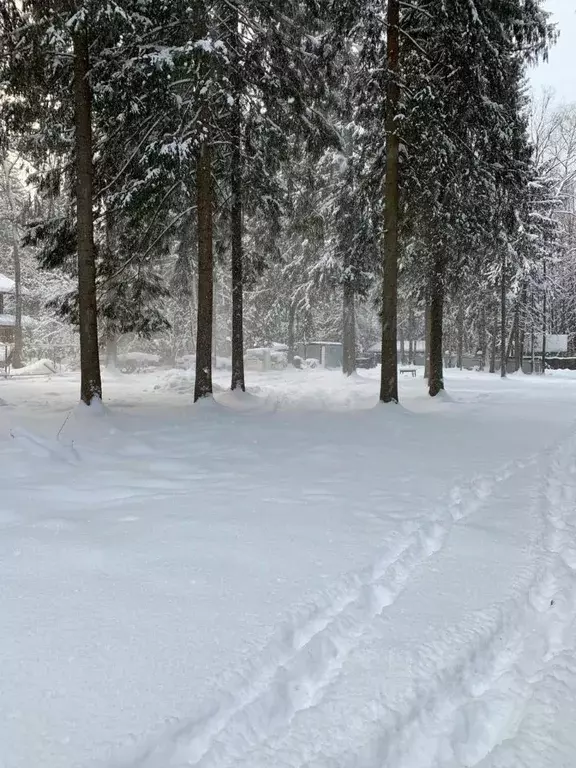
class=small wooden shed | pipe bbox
[0,274,17,343]
[295,341,343,369]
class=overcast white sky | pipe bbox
[530,0,576,103]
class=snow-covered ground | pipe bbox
[2,366,576,768]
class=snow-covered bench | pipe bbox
[399,367,417,377]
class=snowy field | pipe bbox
[2,366,576,768]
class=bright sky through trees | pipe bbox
[531,0,576,103]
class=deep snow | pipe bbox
[1,367,576,768]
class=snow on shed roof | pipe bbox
[0,274,29,295]
[0,274,16,293]
[0,314,35,328]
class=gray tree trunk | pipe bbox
[229,5,245,392]
[342,281,356,376]
[514,302,521,372]
[456,304,464,370]
[194,140,214,401]
[424,299,431,378]
[408,305,415,364]
[478,303,487,371]
[541,259,547,375]
[288,300,296,365]
[399,321,406,365]
[500,255,507,379]
[428,258,445,397]
[490,303,497,373]
[2,159,23,368]
[379,0,400,403]
[106,337,118,368]
[72,25,102,405]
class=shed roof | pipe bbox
[0,273,29,295]
[0,314,35,328]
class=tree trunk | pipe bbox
[194,4,214,401]
[72,26,102,405]
[408,305,414,364]
[229,6,245,392]
[342,281,356,376]
[194,140,214,401]
[379,0,400,403]
[2,159,23,368]
[490,303,497,373]
[500,255,507,379]
[190,272,197,354]
[428,258,444,397]
[541,258,547,375]
[212,271,218,370]
[106,337,118,368]
[456,304,464,370]
[399,321,406,365]
[478,303,486,371]
[424,299,431,378]
[288,300,296,365]
[531,293,536,373]
[518,286,528,371]
[514,301,521,372]
[505,309,517,363]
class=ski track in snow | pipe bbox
[116,454,538,768]
[303,426,576,768]
[115,426,576,768]
[5,370,576,768]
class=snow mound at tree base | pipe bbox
[158,369,226,395]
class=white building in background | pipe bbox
[533,334,568,354]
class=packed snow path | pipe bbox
[1,368,576,768]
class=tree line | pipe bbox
[0,0,564,405]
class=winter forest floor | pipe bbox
[2,367,576,768]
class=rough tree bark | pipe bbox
[212,270,218,371]
[541,258,547,375]
[428,257,445,397]
[518,290,525,373]
[408,305,414,364]
[193,3,214,402]
[194,140,214,401]
[478,303,487,371]
[531,293,536,373]
[513,302,521,372]
[490,302,497,374]
[456,304,464,370]
[379,0,400,403]
[229,4,245,392]
[287,300,296,365]
[72,25,102,405]
[2,158,23,368]
[500,253,507,379]
[342,280,356,376]
[424,299,431,378]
